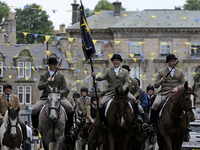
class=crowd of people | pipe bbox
[0,53,192,149]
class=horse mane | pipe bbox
[3,110,9,123]
[169,88,184,99]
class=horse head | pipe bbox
[47,84,61,124]
[7,107,20,138]
[183,81,196,122]
[114,86,129,127]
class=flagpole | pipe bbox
[90,58,99,108]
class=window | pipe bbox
[130,42,141,55]
[0,86,2,95]
[190,42,200,55]
[160,42,171,55]
[94,41,102,55]
[25,62,31,78]
[18,86,32,104]
[18,62,24,77]
[130,66,143,88]
[90,67,101,92]
[189,66,197,87]
[18,62,31,78]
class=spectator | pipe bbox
[24,120,32,150]
[146,84,156,115]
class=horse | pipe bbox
[0,107,23,150]
[155,81,196,150]
[106,86,133,150]
[38,86,66,150]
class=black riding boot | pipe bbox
[19,122,31,147]
[184,114,192,141]
[141,113,149,131]
[149,109,157,144]
[31,113,39,136]
[65,112,75,137]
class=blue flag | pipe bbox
[80,4,96,60]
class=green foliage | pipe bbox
[0,1,10,22]
[15,3,54,44]
[94,0,126,12]
[183,0,200,10]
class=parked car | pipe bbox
[182,121,200,150]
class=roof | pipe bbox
[67,10,200,30]
[0,44,70,69]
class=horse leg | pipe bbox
[42,139,49,150]
[122,132,131,150]
[109,133,115,150]
[163,136,173,150]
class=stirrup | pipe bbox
[187,125,192,132]
[142,123,149,131]
[137,115,143,123]
[149,124,155,132]
[149,133,156,144]
[32,128,39,136]
[23,139,31,147]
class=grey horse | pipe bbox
[39,86,66,150]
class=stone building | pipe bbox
[0,12,73,123]
[63,1,200,107]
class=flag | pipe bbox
[80,3,96,60]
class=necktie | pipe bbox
[6,95,9,102]
[83,97,86,104]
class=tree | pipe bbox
[15,3,54,44]
[183,0,200,10]
[0,1,10,22]
[94,0,126,12]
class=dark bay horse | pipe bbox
[156,81,196,150]
[0,107,22,150]
[106,86,133,150]
[39,86,66,150]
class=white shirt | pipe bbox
[6,94,11,103]
[26,125,32,141]
[95,66,120,79]
[48,69,55,81]
[168,66,175,77]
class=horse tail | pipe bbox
[57,136,67,150]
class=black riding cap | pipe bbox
[166,54,177,63]
[80,87,88,92]
[111,54,123,62]
[91,96,99,103]
[73,92,80,98]
[122,65,131,71]
[48,57,58,64]
[146,84,154,92]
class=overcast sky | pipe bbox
[4,0,187,30]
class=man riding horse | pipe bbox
[91,54,143,129]
[149,54,191,144]
[0,83,30,147]
[31,57,75,137]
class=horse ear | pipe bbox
[16,107,20,113]
[192,83,196,90]
[184,81,188,91]
[48,84,53,92]
[8,107,10,114]
[125,87,129,96]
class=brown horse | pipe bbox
[130,122,148,150]
[106,86,133,150]
[156,81,196,150]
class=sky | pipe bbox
[4,0,187,30]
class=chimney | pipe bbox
[59,24,66,33]
[113,1,121,18]
[71,0,79,25]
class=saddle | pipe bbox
[157,96,170,118]
[0,119,3,127]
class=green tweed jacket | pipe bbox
[96,67,129,95]
[38,71,67,100]
[154,66,185,95]
[129,77,140,99]
[76,96,91,117]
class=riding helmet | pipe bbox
[73,92,80,98]
[146,84,154,92]
[80,87,88,93]
[91,96,99,103]
[134,78,140,86]
[3,83,12,91]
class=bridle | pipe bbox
[45,91,61,124]
[7,116,18,137]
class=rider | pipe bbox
[146,84,156,115]
[31,57,75,137]
[149,54,190,144]
[122,65,148,130]
[69,92,81,109]
[82,96,98,144]
[91,54,140,129]
[0,83,30,147]
[76,87,91,118]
